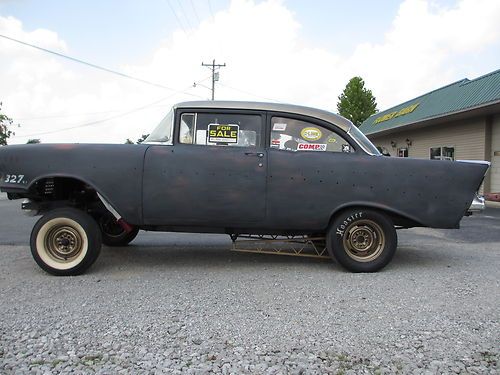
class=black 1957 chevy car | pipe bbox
[0,101,489,275]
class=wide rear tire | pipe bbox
[327,208,397,272]
[30,208,102,276]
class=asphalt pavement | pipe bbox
[0,197,498,374]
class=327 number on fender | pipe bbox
[4,174,25,184]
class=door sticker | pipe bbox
[300,127,322,141]
[208,124,239,143]
[273,123,287,131]
[297,143,327,151]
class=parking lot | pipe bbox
[0,194,498,374]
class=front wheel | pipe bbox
[327,209,397,272]
[30,208,102,276]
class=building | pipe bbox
[359,69,500,194]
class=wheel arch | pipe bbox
[27,174,122,218]
[327,202,424,230]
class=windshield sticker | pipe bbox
[208,124,239,143]
[273,123,287,131]
[297,143,327,151]
[342,144,351,153]
[300,127,322,141]
[271,139,281,148]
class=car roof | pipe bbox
[174,100,353,132]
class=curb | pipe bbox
[486,200,500,209]
[0,193,7,201]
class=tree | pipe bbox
[337,77,377,126]
[136,134,150,144]
[0,103,14,146]
[27,139,41,144]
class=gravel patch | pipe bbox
[0,216,499,373]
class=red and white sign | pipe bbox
[297,143,327,151]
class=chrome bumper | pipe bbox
[468,194,485,214]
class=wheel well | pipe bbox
[328,205,422,230]
[28,177,102,213]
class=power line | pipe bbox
[189,0,201,24]
[0,33,200,97]
[14,76,211,137]
[202,59,226,100]
[166,0,188,34]
[176,0,193,29]
[207,0,215,20]
[218,83,282,103]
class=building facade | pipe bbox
[359,69,500,194]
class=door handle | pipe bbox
[244,152,264,158]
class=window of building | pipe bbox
[179,112,262,148]
[270,117,353,153]
[430,146,455,161]
[398,147,408,157]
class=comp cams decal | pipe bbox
[300,127,322,141]
[207,124,239,143]
[297,143,327,151]
[336,212,364,236]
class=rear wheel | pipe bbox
[99,214,139,246]
[30,208,102,276]
[327,209,397,272]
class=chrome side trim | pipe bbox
[457,160,491,167]
[468,194,485,213]
[96,192,122,220]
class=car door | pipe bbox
[142,109,267,227]
[266,114,357,230]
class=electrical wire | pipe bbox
[207,0,215,20]
[176,0,193,29]
[189,0,201,24]
[218,83,283,103]
[166,0,189,34]
[0,33,200,98]
[13,76,212,137]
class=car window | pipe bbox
[270,117,353,153]
[179,112,262,148]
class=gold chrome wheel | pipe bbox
[45,225,84,262]
[342,219,385,262]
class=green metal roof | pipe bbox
[359,68,500,135]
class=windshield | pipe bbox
[347,125,381,155]
[144,108,174,144]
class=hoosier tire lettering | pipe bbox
[336,211,363,236]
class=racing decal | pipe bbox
[271,139,281,148]
[272,123,287,131]
[3,174,25,184]
[342,144,351,153]
[207,124,239,143]
[300,127,322,141]
[297,143,327,151]
[336,212,363,236]
[327,137,337,143]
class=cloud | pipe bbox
[1,0,499,144]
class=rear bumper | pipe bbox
[467,194,485,214]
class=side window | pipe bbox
[270,117,353,153]
[179,112,262,148]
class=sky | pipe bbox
[0,0,499,144]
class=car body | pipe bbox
[0,101,490,275]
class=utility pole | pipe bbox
[202,59,226,100]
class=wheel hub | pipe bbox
[342,219,386,262]
[46,226,83,261]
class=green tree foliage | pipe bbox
[125,134,150,144]
[0,103,14,146]
[337,77,378,126]
[136,134,150,144]
[27,139,41,144]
